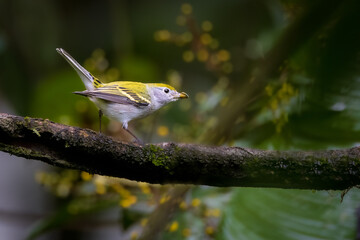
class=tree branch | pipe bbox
[0,113,359,190]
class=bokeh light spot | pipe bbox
[181,3,192,15]
[202,21,213,32]
[157,125,169,137]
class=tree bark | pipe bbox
[0,113,359,190]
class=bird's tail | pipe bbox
[56,48,103,90]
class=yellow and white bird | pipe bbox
[56,48,188,143]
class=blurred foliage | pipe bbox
[1,0,360,239]
[217,188,359,240]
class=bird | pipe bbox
[56,48,188,144]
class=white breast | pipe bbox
[93,98,155,128]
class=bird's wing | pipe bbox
[74,82,151,107]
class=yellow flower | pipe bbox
[182,228,191,237]
[112,184,131,198]
[183,50,195,62]
[205,208,221,217]
[120,195,137,208]
[139,182,151,195]
[181,3,192,15]
[80,171,92,181]
[191,198,201,207]
[205,226,214,235]
[157,126,169,137]
[169,221,179,232]
[160,194,171,204]
[200,33,212,45]
[202,21,213,32]
[217,50,230,62]
[154,30,171,42]
[95,184,106,195]
[179,201,187,210]
[141,218,148,226]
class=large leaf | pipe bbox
[217,188,359,240]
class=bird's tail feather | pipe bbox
[56,48,98,90]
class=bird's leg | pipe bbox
[123,127,144,145]
[98,110,103,133]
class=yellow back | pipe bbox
[92,81,177,106]
[95,81,151,105]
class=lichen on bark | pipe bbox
[0,113,360,190]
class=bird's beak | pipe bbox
[178,92,189,99]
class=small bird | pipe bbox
[56,48,188,143]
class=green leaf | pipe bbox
[217,188,358,240]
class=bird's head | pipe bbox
[147,83,188,109]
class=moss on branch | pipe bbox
[0,113,359,190]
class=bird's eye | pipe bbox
[164,88,170,93]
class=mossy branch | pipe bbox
[0,113,359,190]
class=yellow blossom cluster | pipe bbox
[265,82,298,132]
[35,170,80,198]
[112,183,138,208]
[154,3,233,76]
[167,197,222,238]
